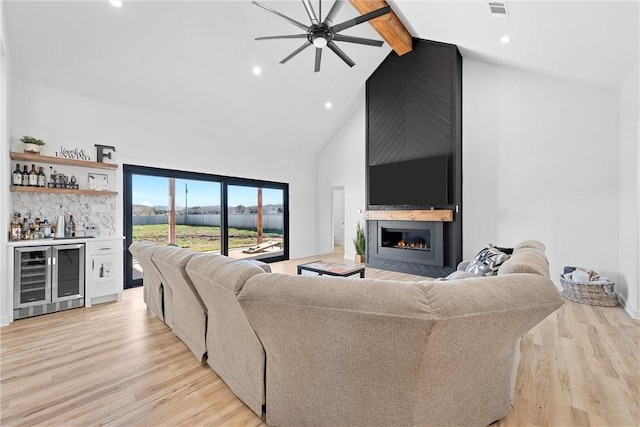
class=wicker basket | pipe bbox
[560,276,618,307]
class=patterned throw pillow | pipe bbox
[464,244,511,276]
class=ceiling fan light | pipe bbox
[313,37,328,48]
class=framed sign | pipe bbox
[88,173,109,191]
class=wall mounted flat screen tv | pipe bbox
[369,155,448,207]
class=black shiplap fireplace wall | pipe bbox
[365,38,462,277]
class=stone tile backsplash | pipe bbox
[12,193,117,236]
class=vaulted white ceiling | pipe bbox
[4,1,638,154]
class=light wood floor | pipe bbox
[1,251,638,426]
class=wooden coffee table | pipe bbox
[297,260,365,278]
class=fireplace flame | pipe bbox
[397,240,427,249]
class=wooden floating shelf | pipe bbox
[364,210,453,222]
[10,151,118,170]
[10,186,118,197]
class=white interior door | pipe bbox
[331,187,345,248]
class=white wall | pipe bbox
[317,94,367,260]
[2,80,318,324]
[463,59,620,288]
[618,61,640,318]
[0,0,12,326]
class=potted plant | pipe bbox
[21,136,46,154]
[353,222,366,263]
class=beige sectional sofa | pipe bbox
[129,240,563,426]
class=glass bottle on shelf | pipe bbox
[28,164,38,187]
[64,216,71,238]
[22,165,29,186]
[69,215,76,237]
[37,167,46,187]
[21,217,30,240]
[43,219,51,238]
[33,219,41,240]
[48,167,56,188]
[10,217,21,241]
[12,164,22,186]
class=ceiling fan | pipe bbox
[252,0,392,72]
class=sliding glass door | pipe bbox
[124,165,288,288]
[226,185,285,260]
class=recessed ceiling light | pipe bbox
[325,102,332,109]
[253,66,262,75]
[500,35,511,44]
[110,1,122,7]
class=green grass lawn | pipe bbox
[132,224,282,252]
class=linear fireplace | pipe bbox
[381,227,431,251]
[369,221,444,269]
[367,216,455,277]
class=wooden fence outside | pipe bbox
[133,214,283,232]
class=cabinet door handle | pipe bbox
[92,260,95,269]
[48,257,51,266]
[99,247,113,251]
[52,257,56,265]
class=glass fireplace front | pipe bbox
[381,228,431,252]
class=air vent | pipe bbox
[489,2,509,17]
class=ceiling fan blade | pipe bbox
[323,0,343,26]
[327,41,355,68]
[333,34,384,47]
[256,34,309,41]
[301,0,320,25]
[331,5,391,33]
[314,47,322,73]
[252,1,310,32]
[280,41,313,64]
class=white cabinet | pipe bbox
[85,238,123,306]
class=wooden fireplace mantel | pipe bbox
[364,210,453,222]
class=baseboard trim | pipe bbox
[0,314,11,327]
[91,294,119,305]
[618,294,640,319]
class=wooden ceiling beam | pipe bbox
[349,0,413,56]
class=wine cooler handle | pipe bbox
[48,257,51,266]
[52,257,56,266]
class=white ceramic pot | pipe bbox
[23,143,41,153]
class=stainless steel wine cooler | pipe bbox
[13,244,85,319]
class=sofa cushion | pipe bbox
[438,270,482,281]
[152,246,203,361]
[185,253,267,416]
[498,247,550,278]
[128,241,165,322]
[245,259,272,273]
[514,240,546,252]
